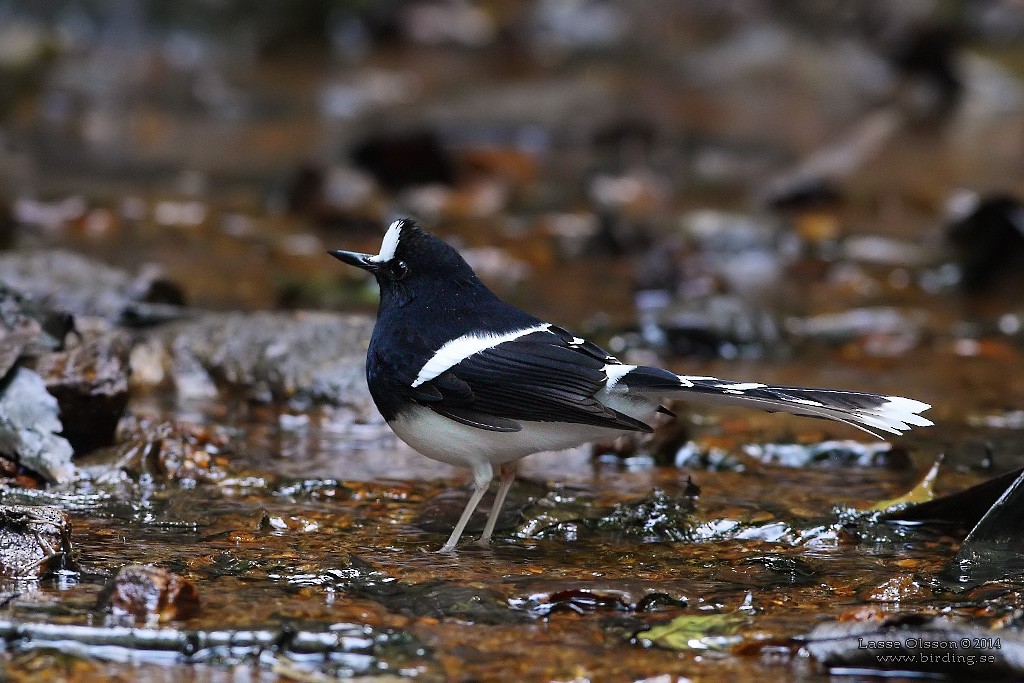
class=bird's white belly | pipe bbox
[389,397,656,470]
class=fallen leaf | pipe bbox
[636,612,745,651]
[868,455,942,512]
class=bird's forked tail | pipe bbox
[609,365,932,438]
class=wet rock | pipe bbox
[515,486,595,541]
[285,164,380,231]
[679,209,781,256]
[687,517,797,545]
[351,129,456,191]
[862,573,932,602]
[839,235,932,267]
[523,588,632,615]
[591,489,697,542]
[532,0,627,52]
[591,412,688,467]
[943,468,1024,586]
[733,555,820,588]
[139,311,375,408]
[459,246,531,290]
[0,454,41,489]
[765,177,842,212]
[672,441,744,472]
[258,512,321,534]
[272,478,356,501]
[0,201,15,251]
[0,505,72,578]
[401,1,496,47]
[337,556,525,625]
[513,585,686,617]
[805,616,1024,679]
[969,409,1024,430]
[651,295,783,359]
[0,283,74,362]
[0,366,74,484]
[759,110,903,214]
[543,212,602,261]
[743,440,911,469]
[361,580,524,625]
[28,332,130,455]
[947,192,1024,294]
[0,250,185,325]
[0,288,77,458]
[785,307,928,354]
[592,117,658,163]
[0,619,429,673]
[0,316,51,391]
[638,212,790,352]
[0,21,57,120]
[13,196,88,234]
[888,22,963,120]
[523,485,795,545]
[100,564,200,625]
[111,418,232,484]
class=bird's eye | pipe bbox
[391,260,409,280]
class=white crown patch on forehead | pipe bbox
[369,219,404,263]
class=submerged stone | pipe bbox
[100,564,201,625]
[358,579,525,625]
[734,554,820,587]
[313,556,527,625]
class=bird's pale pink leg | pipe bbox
[476,463,517,547]
[438,463,492,552]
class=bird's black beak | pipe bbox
[329,249,379,272]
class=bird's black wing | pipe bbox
[411,327,651,433]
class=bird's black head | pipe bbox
[329,218,484,306]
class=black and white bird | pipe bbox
[331,219,933,552]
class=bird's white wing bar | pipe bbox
[368,219,404,263]
[677,375,720,387]
[603,363,637,389]
[412,323,551,387]
[717,382,766,392]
